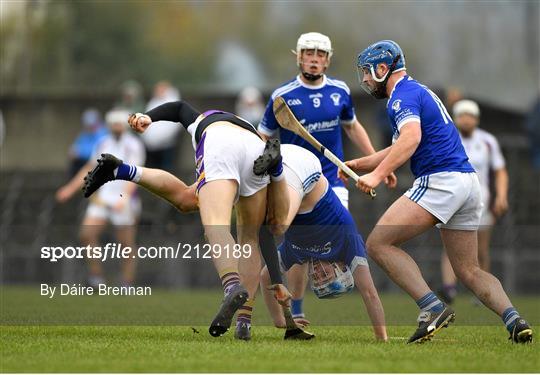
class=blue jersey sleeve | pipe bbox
[258,97,279,137]
[340,92,356,125]
[389,92,421,131]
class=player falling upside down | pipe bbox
[343,40,532,343]
[83,142,387,342]
[250,143,387,342]
[88,100,292,337]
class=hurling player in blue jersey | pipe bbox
[341,40,532,344]
[258,32,397,324]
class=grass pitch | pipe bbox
[1,287,538,372]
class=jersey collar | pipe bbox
[296,74,327,90]
[387,75,409,107]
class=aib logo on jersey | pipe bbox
[330,93,341,106]
[287,98,302,106]
[392,99,402,112]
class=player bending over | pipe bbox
[343,40,532,343]
[84,100,292,338]
[83,141,386,342]
[250,144,387,342]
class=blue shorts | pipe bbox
[278,186,368,272]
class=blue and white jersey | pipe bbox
[387,76,474,178]
[258,75,356,188]
[279,184,368,272]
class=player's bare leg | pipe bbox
[366,196,437,300]
[477,228,492,272]
[366,196,455,343]
[439,227,492,305]
[352,266,387,341]
[234,187,267,340]
[79,216,107,287]
[440,228,511,313]
[440,250,458,304]
[115,225,137,286]
[440,227,532,343]
[198,179,240,277]
[137,168,198,213]
[198,179,249,337]
[82,154,198,213]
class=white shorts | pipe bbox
[85,198,141,226]
[195,125,269,198]
[479,195,495,227]
[281,144,322,199]
[404,171,482,230]
[332,186,349,209]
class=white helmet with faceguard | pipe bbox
[294,32,333,81]
[308,258,354,299]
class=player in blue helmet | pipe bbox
[258,32,397,324]
[341,40,532,344]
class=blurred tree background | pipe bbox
[2,1,538,110]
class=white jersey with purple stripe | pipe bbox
[387,76,474,178]
[258,75,356,188]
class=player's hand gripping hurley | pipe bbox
[273,97,376,198]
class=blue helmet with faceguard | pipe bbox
[357,40,406,99]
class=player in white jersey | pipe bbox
[258,32,397,322]
[123,101,295,338]
[84,144,387,342]
[56,108,145,287]
[346,40,532,343]
[439,100,509,304]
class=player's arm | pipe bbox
[338,146,391,183]
[355,123,421,193]
[56,160,96,203]
[342,121,397,188]
[342,118,376,156]
[492,167,509,217]
[129,100,201,133]
[375,123,420,175]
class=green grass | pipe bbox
[1,287,539,372]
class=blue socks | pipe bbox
[502,307,520,332]
[270,158,284,181]
[291,298,304,318]
[416,292,444,313]
[114,163,142,182]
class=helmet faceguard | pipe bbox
[308,259,354,299]
[294,32,333,82]
[357,40,406,99]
